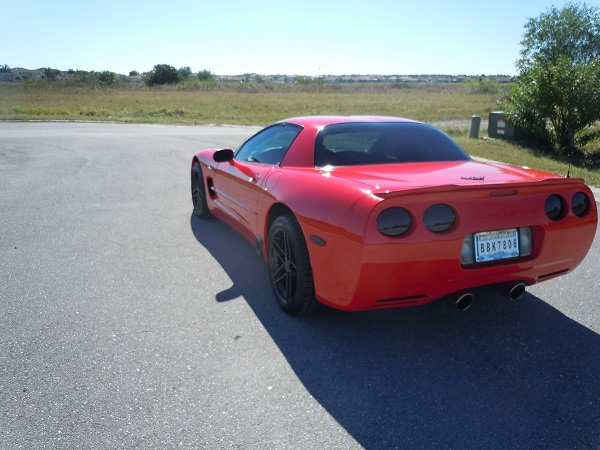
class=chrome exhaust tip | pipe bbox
[495,282,526,301]
[448,291,473,311]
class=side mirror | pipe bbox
[213,148,234,163]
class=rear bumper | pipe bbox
[346,255,578,310]
[311,203,597,312]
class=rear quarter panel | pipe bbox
[258,167,380,308]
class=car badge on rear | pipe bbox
[461,176,485,180]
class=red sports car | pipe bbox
[191,116,597,314]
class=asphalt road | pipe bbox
[1,122,599,449]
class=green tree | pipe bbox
[0,64,11,73]
[43,67,61,75]
[129,70,139,76]
[507,56,600,150]
[144,64,181,86]
[295,76,313,85]
[517,2,600,71]
[98,71,116,85]
[505,2,600,153]
[197,69,214,82]
[178,66,192,79]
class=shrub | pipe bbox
[506,56,600,151]
[144,64,181,86]
[98,71,116,85]
[197,69,214,82]
[178,66,192,79]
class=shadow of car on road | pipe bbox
[191,214,600,449]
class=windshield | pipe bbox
[314,122,471,167]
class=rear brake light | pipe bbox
[545,195,565,221]
[571,192,590,217]
[376,208,412,237]
[423,204,456,233]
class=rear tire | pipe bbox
[267,214,321,315]
[191,162,211,219]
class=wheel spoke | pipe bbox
[284,233,291,259]
[273,273,288,286]
[268,220,305,307]
[272,264,287,284]
[288,260,297,274]
[271,236,287,261]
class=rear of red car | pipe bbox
[297,119,597,311]
[311,173,597,311]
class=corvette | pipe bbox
[191,116,597,314]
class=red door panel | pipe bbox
[212,160,273,240]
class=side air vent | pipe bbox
[537,269,570,281]
[206,178,216,198]
[375,294,429,307]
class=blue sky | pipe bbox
[2,0,595,76]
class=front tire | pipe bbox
[191,162,211,219]
[267,214,321,315]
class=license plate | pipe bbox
[474,229,519,263]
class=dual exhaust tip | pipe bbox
[448,282,526,311]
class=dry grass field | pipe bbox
[0,82,499,124]
[1,81,599,185]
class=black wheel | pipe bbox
[191,162,211,218]
[267,214,321,315]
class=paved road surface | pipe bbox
[1,122,599,449]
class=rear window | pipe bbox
[314,122,471,167]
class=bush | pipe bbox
[144,64,181,86]
[506,56,600,151]
[98,71,116,85]
[178,66,192,79]
[197,69,214,82]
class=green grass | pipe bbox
[1,81,599,186]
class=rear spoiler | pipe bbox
[372,178,589,200]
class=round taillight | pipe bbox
[376,208,412,237]
[545,195,565,221]
[571,192,590,217]
[423,204,456,233]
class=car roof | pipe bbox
[276,115,422,128]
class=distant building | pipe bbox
[122,74,143,83]
[13,67,43,78]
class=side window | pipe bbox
[235,124,302,165]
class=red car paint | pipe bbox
[192,116,597,311]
